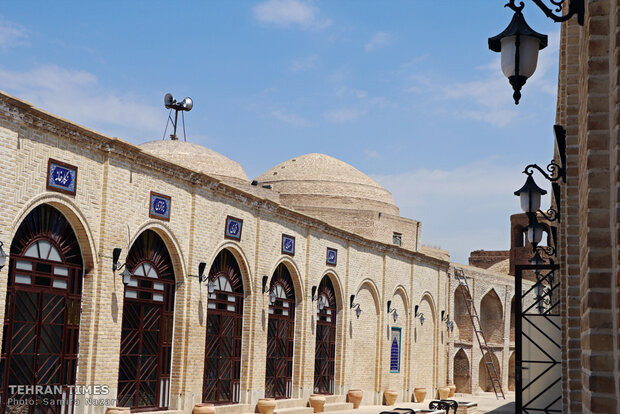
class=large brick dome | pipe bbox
[255,153,398,216]
[139,140,249,186]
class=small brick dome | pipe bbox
[139,140,249,186]
[255,153,398,215]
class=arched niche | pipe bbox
[480,289,504,344]
[454,285,473,342]
[478,352,501,392]
[453,349,471,393]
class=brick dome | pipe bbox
[255,153,398,215]
[139,140,249,186]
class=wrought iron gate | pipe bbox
[1,204,83,414]
[515,263,561,413]
[203,250,243,404]
[117,230,175,411]
[313,277,336,395]
[265,264,295,399]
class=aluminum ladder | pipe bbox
[454,268,505,399]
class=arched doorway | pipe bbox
[203,249,244,404]
[265,263,295,399]
[453,349,471,393]
[480,290,503,345]
[1,204,84,413]
[117,229,175,410]
[314,276,337,394]
[478,352,501,392]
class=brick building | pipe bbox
[554,1,620,412]
[0,90,516,413]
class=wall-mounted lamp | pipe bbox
[262,275,269,294]
[350,294,362,319]
[414,305,425,326]
[111,247,134,285]
[311,285,318,302]
[188,262,208,283]
[441,310,454,332]
[0,241,8,271]
[387,300,398,323]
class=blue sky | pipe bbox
[0,1,559,264]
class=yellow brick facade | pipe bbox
[0,91,514,413]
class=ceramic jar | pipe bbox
[438,386,450,400]
[347,389,363,409]
[384,389,398,405]
[257,398,277,414]
[413,387,427,403]
[309,394,326,413]
[447,383,456,397]
[192,403,216,414]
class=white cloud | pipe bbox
[0,64,162,141]
[364,31,394,52]
[253,0,331,29]
[364,149,383,160]
[372,158,543,264]
[323,107,366,123]
[0,18,27,48]
[289,54,319,72]
[404,30,559,127]
[271,109,312,127]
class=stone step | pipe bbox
[323,394,347,404]
[215,403,252,414]
[323,402,354,412]
[274,407,315,414]
[275,398,310,409]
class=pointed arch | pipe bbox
[354,278,381,313]
[268,256,304,304]
[9,194,96,273]
[207,241,253,295]
[130,220,187,284]
[320,270,344,311]
[478,352,501,392]
[453,348,471,393]
[392,285,410,315]
[480,289,504,344]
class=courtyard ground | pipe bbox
[342,392,515,414]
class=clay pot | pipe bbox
[257,398,276,414]
[309,394,326,413]
[193,403,216,414]
[438,386,450,400]
[413,387,427,403]
[105,409,130,414]
[348,389,363,409]
[447,383,456,397]
[383,389,398,406]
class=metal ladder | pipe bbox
[454,268,505,399]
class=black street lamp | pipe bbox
[488,4,548,104]
[514,175,547,215]
[489,0,584,104]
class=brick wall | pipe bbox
[556,1,620,411]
